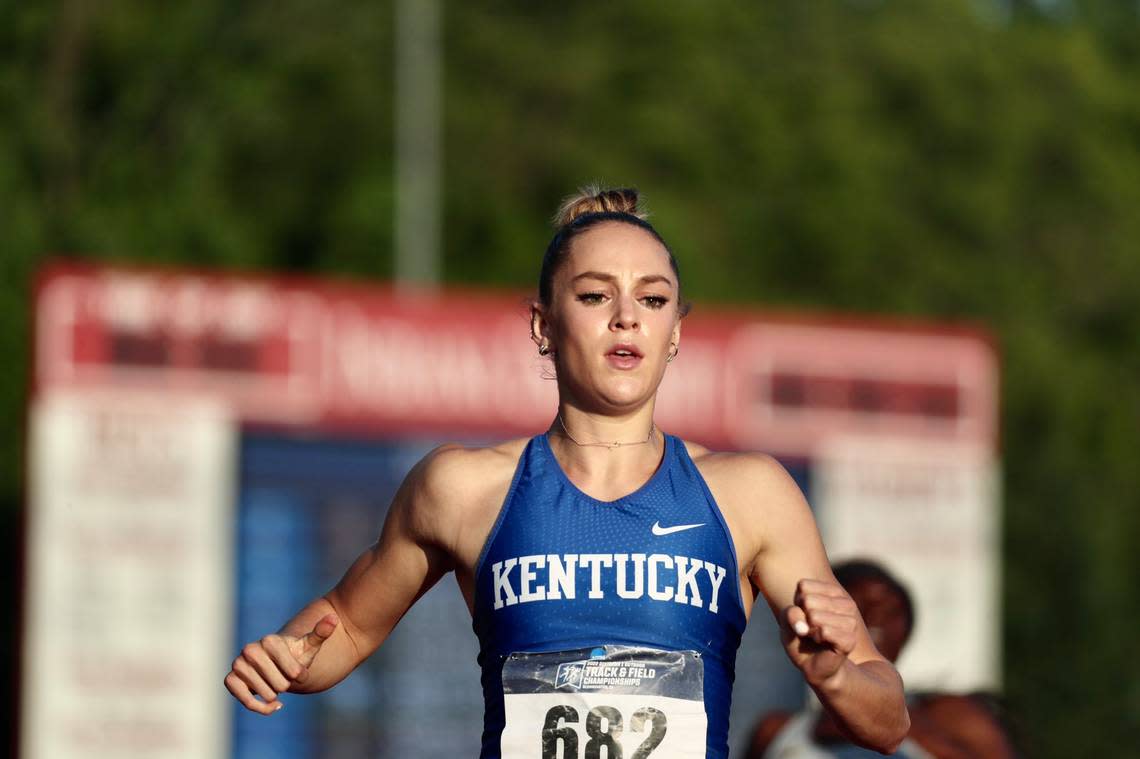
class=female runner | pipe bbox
[225,187,910,758]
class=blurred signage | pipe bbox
[22,390,235,759]
[34,264,997,456]
[812,437,1001,690]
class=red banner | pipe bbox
[35,264,997,455]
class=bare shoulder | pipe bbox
[681,440,805,512]
[681,440,816,579]
[684,440,786,477]
[404,437,529,565]
[419,438,527,490]
[412,437,528,517]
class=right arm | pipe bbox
[224,445,466,714]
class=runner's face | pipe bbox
[846,578,910,663]
[542,222,681,412]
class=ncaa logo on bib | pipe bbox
[554,660,587,689]
[554,659,659,691]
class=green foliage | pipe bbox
[2,1,1138,755]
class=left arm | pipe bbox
[733,454,910,753]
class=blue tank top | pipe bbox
[472,433,748,758]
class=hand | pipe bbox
[781,579,858,688]
[224,612,339,714]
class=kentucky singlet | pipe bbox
[472,433,748,758]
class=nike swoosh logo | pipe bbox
[651,521,705,536]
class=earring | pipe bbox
[666,344,678,363]
[538,343,550,356]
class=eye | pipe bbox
[641,295,670,309]
[576,292,606,305]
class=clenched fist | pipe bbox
[224,613,339,714]
[781,578,859,688]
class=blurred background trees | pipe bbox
[3,1,1138,755]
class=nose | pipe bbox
[610,293,639,332]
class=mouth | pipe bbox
[607,344,644,359]
[605,344,644,369]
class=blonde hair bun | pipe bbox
[553,185,647,228]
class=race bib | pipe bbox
[501,646,706,759]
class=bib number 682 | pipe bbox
[541,704,667,759]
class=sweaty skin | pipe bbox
[225,220,909,753]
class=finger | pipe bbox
[799,594,858,624]
[795,605,858,647]
[809,622,857,654]
[783,605,811,638]
[794,579,852,608]
[305,612,340,646]
[262,635,307,683]
[297,613,339,667]
[233,656,284,703]
[801,609,858,636]
[796,592,857,621]
[225,672,279,715]
[796,578,849,595]
[242,642,292,693]
[226,667,283,715]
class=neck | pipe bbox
[552,405,657,445]
[546,406,665,487]
[557,413,655,449]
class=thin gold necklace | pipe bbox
[556,413,656,449]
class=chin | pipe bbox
[594,378,656,411]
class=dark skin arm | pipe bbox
[745,711,792,759]
[806,701,977,759]
[748,695,1016,759]
[909,694,1017,759]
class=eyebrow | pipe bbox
[571,271,675,288]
